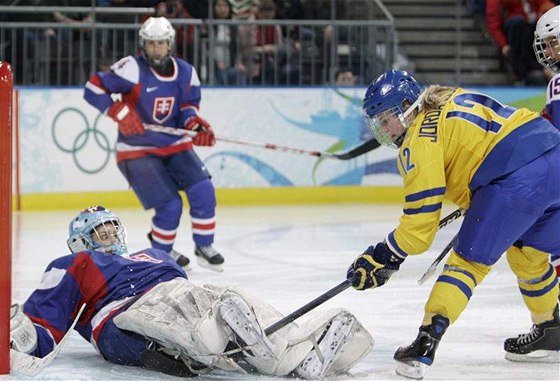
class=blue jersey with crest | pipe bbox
[545,72,560,130]
[84,55,202,162]
[23,248,186,359]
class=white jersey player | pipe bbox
[534,5,560,290]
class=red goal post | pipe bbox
[0,62,13,374]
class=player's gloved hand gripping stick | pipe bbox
[264,208,466,335]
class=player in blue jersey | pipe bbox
[83,16,223,272]
[345,70,560,379]
[10,206,374,378]
[534,5,560,289]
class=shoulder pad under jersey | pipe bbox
[110,56,140,85]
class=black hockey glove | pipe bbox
[346,242,405,290]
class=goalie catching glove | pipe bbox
[347,242,405,290]
[185,115,215,146]
[107,101,144,136]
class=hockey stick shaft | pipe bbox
[264,279,352,336]
[417,208,467,285]
[144,124,368,160]
[264,208,466,335]
[417,233,458,285]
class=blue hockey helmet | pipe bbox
[363,70,421,148]
[67,205,127,256]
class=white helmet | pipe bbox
[139,16,176,47]
[533,6,560,72]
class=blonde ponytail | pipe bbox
[420,85,456,112]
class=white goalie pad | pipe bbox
[213,286,373,378]
[113,278,236,369]
[295,309,374,379]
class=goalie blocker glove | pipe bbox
[10,304,38,354]
[107,101,144,136]
[347,242,405,290]
[185,115,215,146]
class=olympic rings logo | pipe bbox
[51,107,116,174]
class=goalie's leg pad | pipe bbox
[296,309,374,379]
[114,278,232,367]
[219,296,276,361]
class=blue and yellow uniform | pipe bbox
[387,88,560,324]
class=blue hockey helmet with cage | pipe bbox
[363,70,421,148]
[67,205,127,256]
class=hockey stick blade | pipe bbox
[143,124,372,161]
[264,280,352,336]
[10,303,86,376]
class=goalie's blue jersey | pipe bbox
[387,87,560,258]
[83,55,202,162]
[23,248,186,360]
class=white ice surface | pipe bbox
[3,204,559,381]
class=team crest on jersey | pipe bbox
[153,97,175,123]
[128,253,163,264]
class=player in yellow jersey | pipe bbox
[346,70,560,379]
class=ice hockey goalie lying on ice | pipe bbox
[10,205,373,378]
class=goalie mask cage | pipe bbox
[0,62,13,375]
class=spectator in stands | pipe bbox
[486,0,555,85]
[210,0,246,84]
[238,0,299,84]
[0,0,49,84]
[45,0,97,84]
[335,67,356,86]
[228,0,257,20]
[156,0,195,62]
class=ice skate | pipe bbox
[393,315,449,380]
[195,245,224,272]
[147,233,191,270]
[504,305,560,363]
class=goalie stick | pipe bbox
[143,124,379,160]
[264,208,466,335]
[10,303,86,377]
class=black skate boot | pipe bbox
[194,244,224,272]
[393,315,450,379]
[504,305,560,363]
[147,233,191,270]
[140,341,206,377]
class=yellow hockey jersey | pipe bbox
[387,88,560,257]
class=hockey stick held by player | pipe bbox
[346,70,560,379]
[10,206,374,378]
[83,16,224,272]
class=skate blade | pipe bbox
[197,257,224,272]
[505,350,560,363]
[395,360,427,379]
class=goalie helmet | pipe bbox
[138,16,176,68]
[533,6,560,73]
[363,70,421,148]
[67,205,127,256]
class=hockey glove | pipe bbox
[107,101,144,136]
[10,304,38,354]
[347,242,405,290]
[185,115,215,146]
